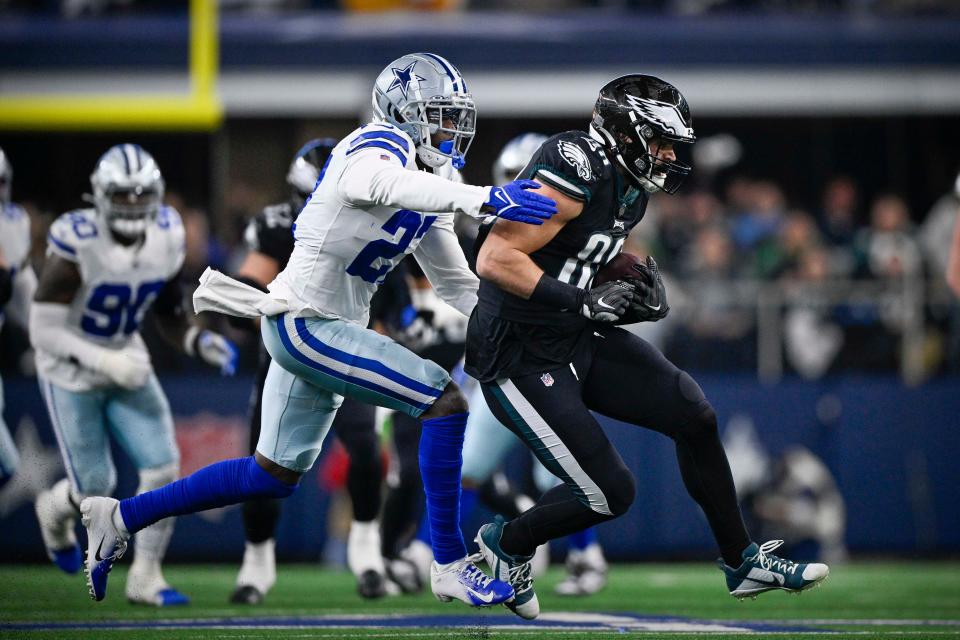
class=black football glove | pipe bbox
[581,280,637,323]
[629,256,669,322]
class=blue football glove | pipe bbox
[187,328,238,376]
[483,179,557,225]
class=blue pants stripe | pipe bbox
[276,315,430,415]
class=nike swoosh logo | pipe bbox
[466,586,497,603]
[596,296,616,310]
[646,302,661,311]
[94,538,106,562]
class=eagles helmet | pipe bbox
[286,138,337,207]
[590,75,695,194]
[492,133,548,186]
[372,52,476,169]
[0,146,12,206]
[90,144,164,239]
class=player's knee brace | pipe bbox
[137,462,179,494]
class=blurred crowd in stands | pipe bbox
[5,0,960,16]
[3,159,958,382]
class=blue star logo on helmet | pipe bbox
[388,62,426,101]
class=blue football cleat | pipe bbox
[430,554,514,607]
[476,515,540,619]
[80,497,128,602]
[720,540,830,600]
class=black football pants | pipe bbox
[481,326,750,564]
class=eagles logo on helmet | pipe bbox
[589,74,695,195]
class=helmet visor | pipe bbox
[424,94,476,163]
[617,125,692,195]
[105,185,161,236]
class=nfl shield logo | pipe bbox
[540,372,555,387]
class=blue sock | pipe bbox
[119,456,297,534]
[568,526,597,551]
[459,486,478,537]
[419,412,468,565]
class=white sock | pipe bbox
[237,539,277,592]
[347,520,385,576]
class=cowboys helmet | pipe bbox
[372,53,476,169]
[590,74,695,194]
[492,133,548,185]
[90,143,164,239]
[286,138,337,207]
[0,146,12,206]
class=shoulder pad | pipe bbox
[156,206,186,273]
[156,205,183,231]
[527,131,608,203]
[47,209,98,261]
[347,124,413,167]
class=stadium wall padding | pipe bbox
[0,374,956,562]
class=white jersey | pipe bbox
[0,202,32,332]
[36,206,185,391]
[270,122,487,327]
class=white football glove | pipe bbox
[185,326,238,376]
[96,347,151,390]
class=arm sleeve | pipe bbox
[29,302,109,372]
[412,214,479,317]
[338,150,490,218]
[4,265,38,328]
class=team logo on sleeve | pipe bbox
[558,140,592,181]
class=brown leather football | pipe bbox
[593,252,651,287]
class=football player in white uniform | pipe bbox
[0,147,38,488]
[30,144,237,606]
[79,52,556,608]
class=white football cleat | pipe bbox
[401,538,434,588]
[431,554,514,607]
[80,497,128,602]
[35,482,82,574]
[126,569,189,607]
[555,543,608,596]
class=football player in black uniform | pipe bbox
[465,75,829,619]
[229,140,401,603]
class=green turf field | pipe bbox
[1,562,958,639]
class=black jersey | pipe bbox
[466,130,649,382]
[243,201,297,270]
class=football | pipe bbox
[593,251,651,287]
